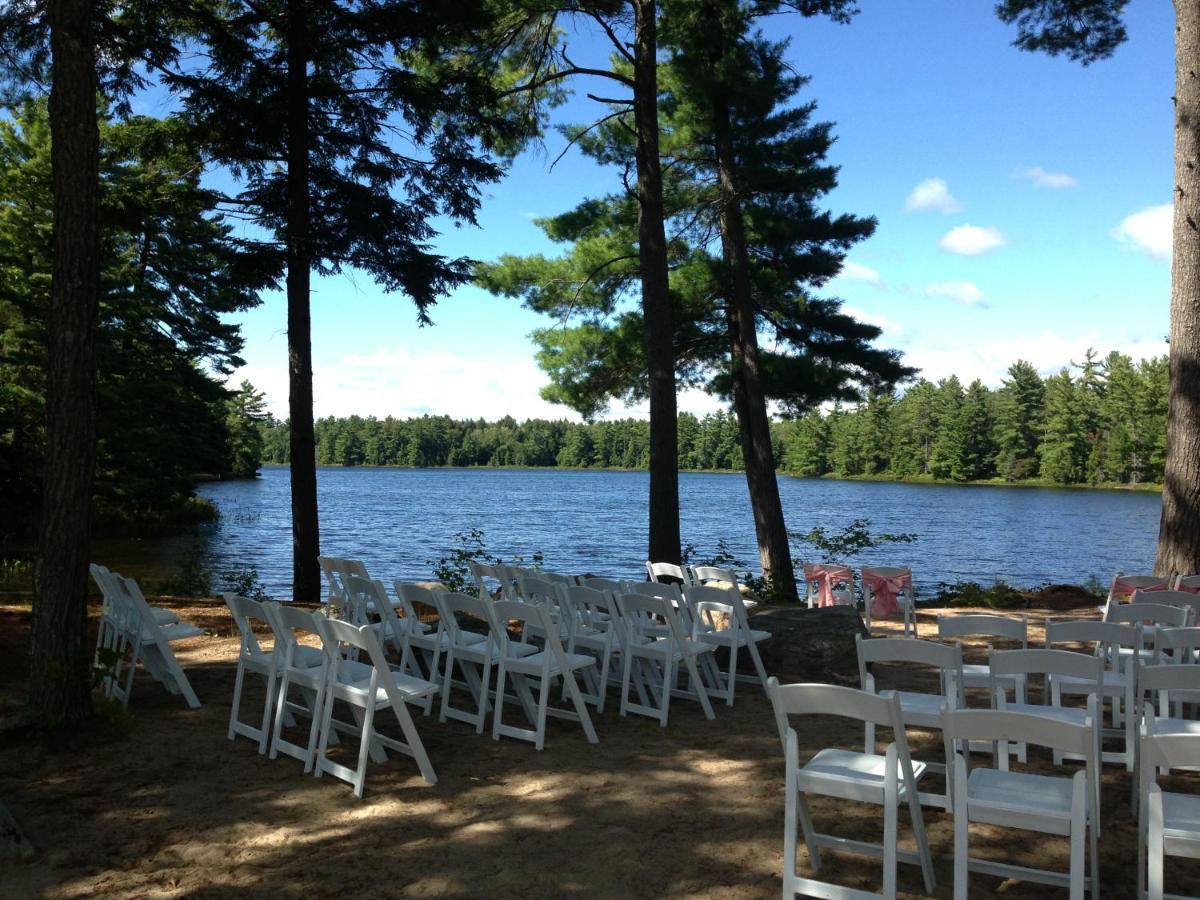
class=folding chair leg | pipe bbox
[659,657,674,726]
[1069,784,1085,900]
[746,637,771,695]
[352,701,377,799]
[682,652,715,721]
[1149,788,1164,900]
[228,661,247,742]
[562,670,599,744]
[535,672,551,751]
[388,699,438,785]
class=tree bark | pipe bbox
[286,0,321,602]
[1156,1,1200,578]
[710,85,799,602]
[632,0,681,566]
[30,0,100,728]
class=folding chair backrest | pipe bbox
[646,561,690,586]
[1176,574,1200,594]
[563,584,620,632]
[684,583,748,627]
[341,573,382,626]
[618,592,685,644]
[493,599,565,657]
[689,565,740,588]
[315,614,389,674]
[1140,662,1200,708]
[990,647,1105,684]
[937,613,1027,645]
[1135,590,1200,624]
[516,576,563,605]
[942,703,1096,759]
[579,576,624,593]
[469,561,508,597]
[537,571,577,588]
[394,581,439,635]
[622,580,682,602]
[434,591,494,645]
[225,593,271,660]
[1044,619,1141,665]
[1155,626,1200,663]
[767,678,907,749]
[1107,601,1189,628]
[1141,718,1200,770]
[118,576,163,629]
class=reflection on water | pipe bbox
[51,466,1162,599]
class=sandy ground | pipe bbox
[2,598,1200,899]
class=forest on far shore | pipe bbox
[259,349,1167,488]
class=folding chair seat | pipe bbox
[942,703,1100,899]
[617,592,715,725]
[313,615,438,797]
[689,565,759,610]
[1045,619,1140,771]
[433,591,536,732]
[767,679,936,899]
[684,584,770,704]
[803,562,854,608]
[487,600,598,750]
[857,635,965,810]
[1138,726,1200,900]
[861,566,916,637]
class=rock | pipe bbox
[751,604,868,683]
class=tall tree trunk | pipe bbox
[632,0,681,565]
[31,0,100,727]
[1157,1,1200,578]
[710,91,799,602]
[286,0,320,602]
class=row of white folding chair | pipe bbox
[317,555,370,613]
[225,594,437,798]
[526,576,772,709]
[768,678,1101,899]
[90,565,202,708]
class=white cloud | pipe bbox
[925,281,985,306]
[1022,167,1078,189]
[1113,203,1172,261]
[939,224,1006,256]
[905,177,961,214]
[905,329,1167,387]
[836,260,885,287]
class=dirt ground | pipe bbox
[2,598,1199,899]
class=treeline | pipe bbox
[260,349,1168,487]
[779,351,1168,485]
[260,410,746,471]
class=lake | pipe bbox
[92,466,1164,599]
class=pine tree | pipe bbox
[994,359,1045,480]
[956,379,996,481]
[1041,368,1088,484]
[928,376,964,480]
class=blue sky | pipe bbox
[226,0,1175,422]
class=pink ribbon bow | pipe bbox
[804,563,853,607]
[862,570,912,619]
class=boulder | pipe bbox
[751,604,868,684]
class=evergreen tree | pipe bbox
[927,376,964,480]
[781,410,831,476]
[1040,368,1088,483]
[955,379,996,481]
[994,359,1045,480]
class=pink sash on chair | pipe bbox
[1112,575,1169,602]
[1175,576,1200,595]
[862,570,912,619]
[804,564,853,607]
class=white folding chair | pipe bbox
[1134,664,1200,817]
[767,678,936,899]
[1046,619,1141,771]
[617,592,715,725]
[487,599,598,750]
[1103,573,1170,618]
[433,590,537,732]
[1107,601,1190,666]
[265,603,337,772]
[107,575,202,709]
[689,565,759,610]
[561,584,623,712]
[1155,626,1200,666]
[317,556,369,612]
[857,635,964,811]
[684,584,771,704]
[1174,574,1200,595]
[224,593,301,753]
[942,703,1100,899]
[1138,727,1200,900]
[861,566,916,637]
[469,560,511,599]
[803,562,854,608]
[313,615,438,797]
[393,581,486,711]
